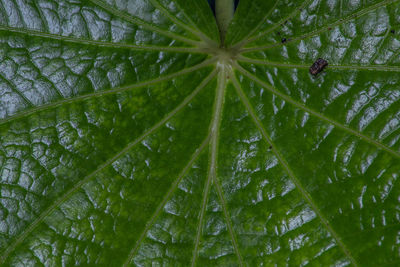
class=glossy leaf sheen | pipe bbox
[0,0,399,266]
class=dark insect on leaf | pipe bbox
[309,58,328,75]
[281,38,287,43]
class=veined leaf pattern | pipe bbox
[0,0,399,266]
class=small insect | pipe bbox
[281,38,287,43]
[309,58,328,75]
[390,29,395,34]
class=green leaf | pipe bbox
[0,0,399,266]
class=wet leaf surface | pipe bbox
[0,0,400,266]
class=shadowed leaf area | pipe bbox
[0,0,400,266]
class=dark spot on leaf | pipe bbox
[269,146,272,149]
[277,31,281,36]
[391,29,395,34]
[281,38,287,43]
[309,58,328,75]
[328,27,332,30]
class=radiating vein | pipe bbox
[0,68,218,264]
[237,0,313,48]
[237,56,400,72]
[194,64,243,266]
[0,58,216,126]
[149,0,215,46]
[231,0,280,48]
[230,71,359,267]
[191,64,228,267]
[234,63,400,159]
[212,65,243,266]
[191,155,212,267]
[0,25,205,52]
[88,0,201,46]
[123,134,211,267]
[213,175,244,267]
[241,0,395,52]
[173,1,213,42]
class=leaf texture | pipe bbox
[0,0,400,266]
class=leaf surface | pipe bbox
[0,0,400,266]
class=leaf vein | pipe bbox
[213,176,244,266]
[0,25,205,53]
[191,64,227,267]
[237,0,314,48]
[173,1,213,41]
[88,0,201,46]
[231,70,359,266]
[212,66,244,266]
[234,63,400,159]
[0,72,34,107]
[237,56,400,72]
[233,0,280,47]
[0,68,217,264]
[123,135,211,266]
[241,0,395,52]
[149,0,214,46]
[191,150,213,267]
[0,58,216,126]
